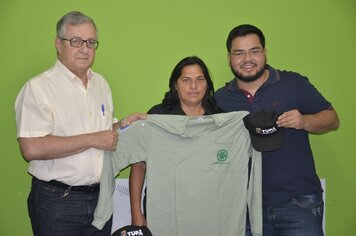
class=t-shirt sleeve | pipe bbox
[111,121,152,175]
[299,76,333,114]
[247,147,263,236]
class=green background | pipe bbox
[1,0,355,235]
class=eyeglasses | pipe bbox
[60,37,99,49]
[230,48,264,59]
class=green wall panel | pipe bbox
[1,0,355,235]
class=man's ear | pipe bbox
[55,38,62,55]
[264,48,268,60]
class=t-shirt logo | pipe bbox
[217,149,228,162]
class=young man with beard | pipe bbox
[214,24,340,236]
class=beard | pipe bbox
[230,61,267,82]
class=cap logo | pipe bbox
[113,225,152,236]
[256,126,277,135]
[125,230,144,236]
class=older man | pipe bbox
[15,11,144,235]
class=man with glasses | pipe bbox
[15,11,144,235]
[215,24,340,236]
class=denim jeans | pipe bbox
[28,177,112,236]
[246,193,324,236]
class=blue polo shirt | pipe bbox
[215,65,333,206]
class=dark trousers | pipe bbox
[28,177,112,236]
[246,192,324,236]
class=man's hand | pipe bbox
[276,109,304,130]
[93,130,119,151]
[120,112,148,128]
[276,108,339,134]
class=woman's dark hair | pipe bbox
[226,24,265,52]
[162,56,220,113]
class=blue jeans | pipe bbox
[246,193,324,236]
[28,177,112,236]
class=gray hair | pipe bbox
[56,11,98,39]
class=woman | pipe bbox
[129,56,222,226]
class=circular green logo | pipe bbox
[217,149,228,162]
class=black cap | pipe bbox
[243,110,284,152]
[112,225,153,236]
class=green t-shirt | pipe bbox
[93,111,262,236]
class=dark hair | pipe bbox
[226,24,265,52]
[162,56,220,113]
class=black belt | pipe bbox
[35,177,100,192]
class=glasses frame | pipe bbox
[60,37,99,49]
[230,47,264,59]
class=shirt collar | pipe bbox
[54,59,93,82]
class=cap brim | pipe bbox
[249,130,284,152]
